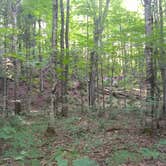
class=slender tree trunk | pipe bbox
[38,19,44,92]
[158,0,166,116]
[144,0,155,127]
[51,0,58,118]
[161,68,166,115]
[60,0,65,115]
[89,51,97,107]
[120,24,127,108]
[25,23,31,113]
[3,12,8,116]
[11,1,21,115]
[101,62,105,109]
[89,0,110,108]
[62,0,70,116]
[51,0,58,74]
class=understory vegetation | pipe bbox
[0,106,166,165]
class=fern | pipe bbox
[140,148,159,159]
[0,126,16,139]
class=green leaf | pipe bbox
[7,53,26,62]
[31,159,40,166]
[55,156,68,166]
[108,150,141,165]
[14,155,25,161]
[158,139,166,145]
[140,148,159,160]
[73,157,98,166]
[0,126,16,139]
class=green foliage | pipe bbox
[0,116,23,140]
[22,0,52,19]
[152,139,166,163]
[55,155,98,166]
[3,128,41,161]
[54,147,77,166]
[31,159,40,166]
[140,148,160,160]
[12,131,35,149]
[98,119,106,131]
[54,147,98,166]
[0,117,6,127]
[56,156,68,166]
[65,124,87,138]
[60,117,81,133]
[0,126,16,140]
[75,135,103,153]
[0,116,42,162]
[7,53,26,62]
[158,139,166,146]
[7,116,23,129]
[107,150,141,165]
[73,157,98,166]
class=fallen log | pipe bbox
[97,87,146,100]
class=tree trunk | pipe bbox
[11,0,21,115]
[3,12,8,117]
[158,0,166,116]
[62,0,70,116]
[38,19,44,92]
[89,51,97,107]
[51,0,58,117]
[60,0,65,115]
[144,0,155,127]
[101,62,105,109]
[25,20,31,113]
[89,0,110,108]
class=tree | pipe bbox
[144,0,155,119]
[60,0,65,115]
[89,0,110,108]
[51,0,59,117]
[63,0,70,116]
[0,0,9,116]
[158,0,166,116]
[11,0,21,114]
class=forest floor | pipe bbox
[0,105,166,166]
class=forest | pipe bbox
[0,0,166,165]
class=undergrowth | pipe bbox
[0,116,46,165]
[0,107,165,166]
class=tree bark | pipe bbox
[144,0,155,128]
[11,0,21,114]
[38,19,44,92]
[158,0,166,116]
[89,0,110,108]
[2,10,8,116]
[62,0,70,116]
[51,0,58,117]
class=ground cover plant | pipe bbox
[0,107,165,165]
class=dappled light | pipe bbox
[0,0,165,165]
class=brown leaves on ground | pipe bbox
[1,108,165,166]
